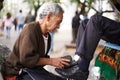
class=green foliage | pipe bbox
[23,0,61,18]
[70,0,97,15]
[52,0,60,3]
[70,0,80,3]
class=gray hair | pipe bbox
[38,2,63,19]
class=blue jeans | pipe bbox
[6,26,11,37]
[18,24,24,32]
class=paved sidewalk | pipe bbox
[0,27,18,50]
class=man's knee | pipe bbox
[89,14,103,32]
[90,14,102,22]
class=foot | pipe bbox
[55,65,89,80]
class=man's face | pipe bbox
[47,11,63,32]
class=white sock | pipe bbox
[73,54,80,61]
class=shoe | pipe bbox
[55,65,89,80]
[61,55,79,69]
[61,55,72,63]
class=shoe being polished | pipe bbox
[61,55,78,69]
[55,65,89,80]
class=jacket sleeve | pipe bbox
[19,29,40,68]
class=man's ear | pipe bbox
[46,13,52,22]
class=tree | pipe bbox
[70,0,114,16]
[24,0,115,19]
[23,0,60,18]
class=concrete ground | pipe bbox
[0,27,104,80]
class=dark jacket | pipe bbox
[3,22,51,76]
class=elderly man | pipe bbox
[1,2,70,80]
[55,0,120,80]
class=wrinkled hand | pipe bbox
[50,57,70,69]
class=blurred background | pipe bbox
[0,0,119,49]
[0,0,120,79]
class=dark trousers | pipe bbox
[76,14,120,61]
[17,67,65,80]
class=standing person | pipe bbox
[17,10,25,33]
[13,17,17,31]
[3,12,13,38]
[55,1,120,80]
[1,2,70,80]
[71,11,80,44]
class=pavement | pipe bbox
[0,27,104,80]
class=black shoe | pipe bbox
[61,55,79,69]
[55,65,89,80]
[61,55,72,63]
[64,60,78,69]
